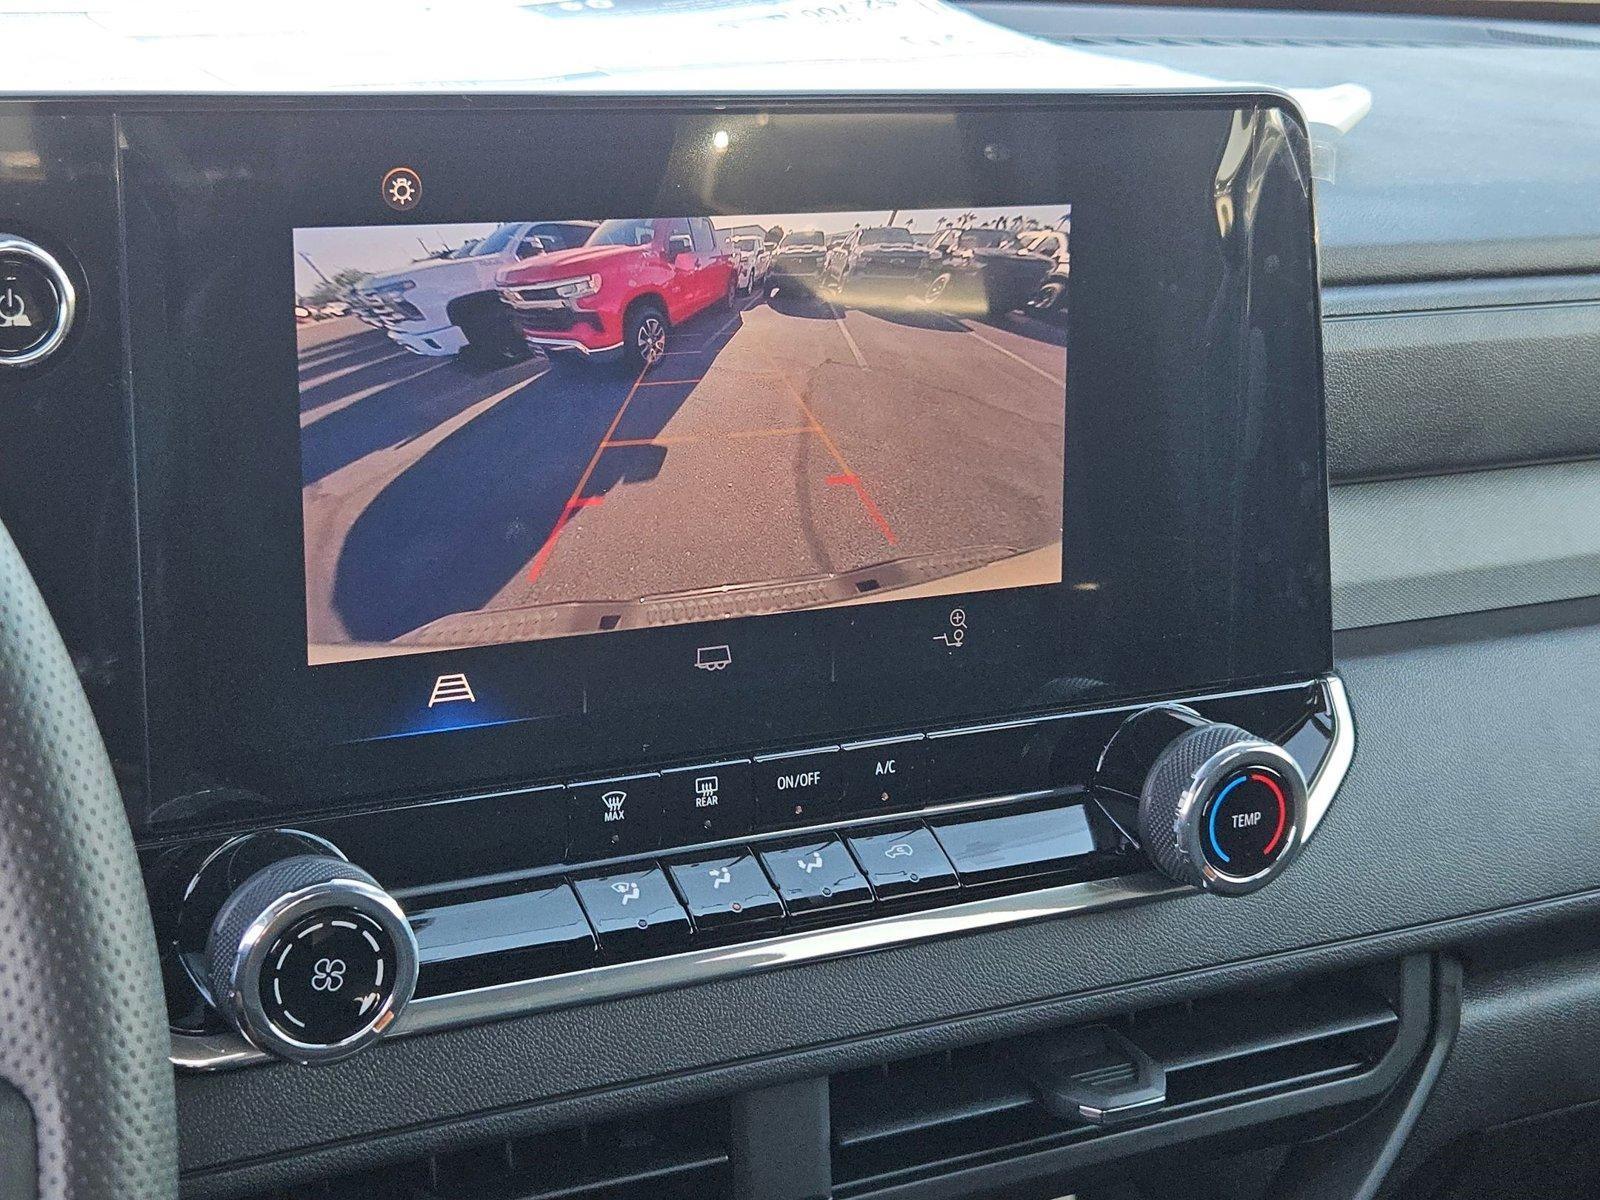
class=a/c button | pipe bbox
[841,735,925,814]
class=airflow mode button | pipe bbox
[0,237,75,368]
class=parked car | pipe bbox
[354,220,596,360]
[727,234,771,293]
[768,229,829,284]
[293,304,314,324]
[1016,227,1070,318]
[922,227,1055,315]
[822,226,931,295]
[496,216,736,368]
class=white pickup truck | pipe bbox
[352,220,595,360]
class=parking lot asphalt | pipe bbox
[298,285,1067,654]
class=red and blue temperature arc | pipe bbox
[1207,770,1288,864]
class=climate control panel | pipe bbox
[145,675,1352,1071]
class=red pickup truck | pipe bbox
[496,217,736,368]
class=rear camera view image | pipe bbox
[294,207,1070,664]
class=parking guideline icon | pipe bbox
[427,673,475,706]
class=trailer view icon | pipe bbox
[694,645,732,672]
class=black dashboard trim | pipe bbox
[1323,280,1600,483]
[158,605,1600,1187]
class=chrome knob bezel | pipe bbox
[207,863,418,1066]
[0,235,77,369]
[1169,739,1308,897]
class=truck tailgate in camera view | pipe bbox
[294,206,1070,664]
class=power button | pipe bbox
[0,236,76,368]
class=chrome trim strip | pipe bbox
[171,673,1354,1071]
[1303,673,1354,838]
[520,335,623,356]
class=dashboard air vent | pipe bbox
[238,1102,730,1200]
[830,961,1424,1196]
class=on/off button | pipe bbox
[0,237,75,368]
[752,747,844,829]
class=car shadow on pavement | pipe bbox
[860,301,1069,349]
[297,330,399,382]
[765,285,840,320]
[326,306,743,642]
[299,360,523,485]
[298,349,443,420]
[851,304,963,332]
[973,310,1069,348]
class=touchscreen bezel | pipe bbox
[119,92,1329,831]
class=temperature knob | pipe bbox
[197,845,417,1064]
[1098,707,1307,896]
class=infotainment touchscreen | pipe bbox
[120,96,1329,824]
[294,207,1070,665]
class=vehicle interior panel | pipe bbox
[2,5,1599,1198]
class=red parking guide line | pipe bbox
[527,364,650,583]
[527,497,604,584]
[756,348,899,549]
[826,472,898,546]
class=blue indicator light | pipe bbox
[1207,774,1248,864]
[354,712,533,743]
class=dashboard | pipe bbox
[8,91,1336,1058]
[1,38,1597,1200]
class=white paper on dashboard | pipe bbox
[0,0,1370,135]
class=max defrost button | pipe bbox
[567,773,662,861]
[753,747,844,829]
[0,238,75,368]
